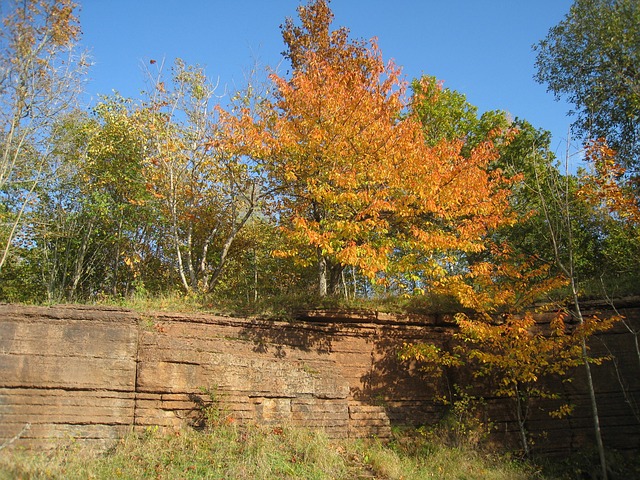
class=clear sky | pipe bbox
[78,0,576,155]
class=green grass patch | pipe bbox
[91,289,468,320]
[0,424,551,480]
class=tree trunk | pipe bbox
[317,254,345,297]
[206,205,255,292]
[111,214,124,296]
[514,383,530,458]
[253,248,258,303]
[328,262,344,297]
[186,223,196,290]
[69,221,94,301]
[318,252,327,297]
[571,284,608,480]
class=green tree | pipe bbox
[76,96,154,298]
[497,121,606,285]
[534,0,640,172]
[30,110,97,301]
[495,119,640,298]
[410,75,510,155]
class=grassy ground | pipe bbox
[90,288,470,320]
[0,424,547,480]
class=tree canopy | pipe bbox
[223,0,516,297]
[534,0,640,172]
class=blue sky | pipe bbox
[78,0,576,155]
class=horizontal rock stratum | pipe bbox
[1,303,639,454]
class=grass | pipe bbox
[22,273,640,321]
[0,423,550,480]
[87,288,469,321]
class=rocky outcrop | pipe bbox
[0,304,138,449]
[134,312,352,439]
[1,303,639,454]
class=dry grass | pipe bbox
[0,424,546,480]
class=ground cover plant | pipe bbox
[0,424,547,480]
[3,423,639,479]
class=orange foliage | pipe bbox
[6,0,81,49]
[456,311,583,398]
[580,139,640,225]
[446,242,568,315]
[220,0,515,284]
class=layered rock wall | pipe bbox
[1,303,639,454]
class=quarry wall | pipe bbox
[1,303,639,454]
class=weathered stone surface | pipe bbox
[0,305,138,392]
[0,305,139,449]
[0,303,639,456]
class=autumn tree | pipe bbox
[456,311,594,458]
[389,76,514,294]
[268,0,411,296]
[3,95,161,302]
[0,0,87,272]
[226,0,515,298]
[141,59,268,295]
[403,234,615,457]
[402,227,579,456]
[452,243,584,457]
[581,139,640,225]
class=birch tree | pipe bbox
[142,59,266,294]
[0,0,87,271]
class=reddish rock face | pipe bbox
[1,303,639,454]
